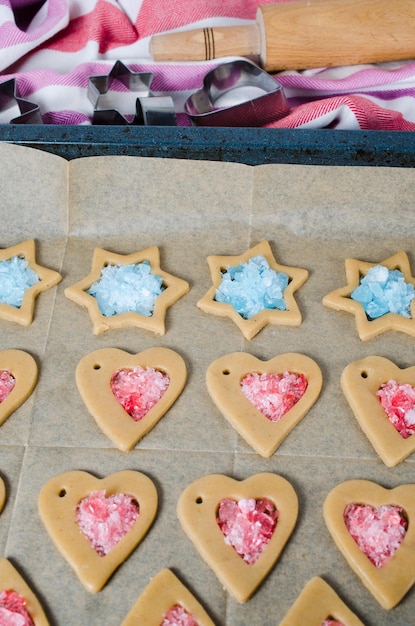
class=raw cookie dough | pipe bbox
[279,576,365,626]
[197,241,308,340]
[0,558,50,625]
[324,479,415,610]
[64,246,189,335]
[341,356,415,467]
[38,470,158,592]
[0,349,38,427]
[0,476,5,514]
[206,352,322,457]
[121,568,215,626]
[177,472,298,603]
[322,252,415,341]
[76,347,187,452]
[0,240,61,326]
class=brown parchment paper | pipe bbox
[0,142,415,625]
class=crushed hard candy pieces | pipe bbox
[216,497,278,565]
[0,589,34,626]
[351,265,415,320]
[377,379,415,439]
[321,620,344,626]
[161,605,199,626]
[241,371,307,422]
[110,366,170,421]
[87,261,164,317]
[0,370,15,403]
[76,490,139,556]
[0,256,39,309]
[344,503,407,568]
[215,255,289,319]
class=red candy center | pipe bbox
[0,590,34,626]
[0,370,15,404]
[76,490,139,556]
[344,503,407,568]
[377,379,415,438]
[240,371,307,422]
[110,366,170,421]
[161,605,198,626]
[216,497,278,564]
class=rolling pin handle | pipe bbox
[150,24,261,63]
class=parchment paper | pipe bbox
[0,142,415,625]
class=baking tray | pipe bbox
[0,125,414,166]
[1,143,415,626]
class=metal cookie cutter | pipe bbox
[88,60,176,126]
[0,79,42,124]
[184,60,289,127]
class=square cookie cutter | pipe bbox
[184,59,290,127]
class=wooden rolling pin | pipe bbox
[150,0,415,70]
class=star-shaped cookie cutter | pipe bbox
[64,247,189,335]
[0,239,62,326]
[88,61,176,125]
[197,241,308,340]
[0,79,42,124]
[322,251,415,341]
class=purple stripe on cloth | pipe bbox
[1,60,219,95]
[42,110,91,124]
[0,0,67,45]
[277,62,415,92]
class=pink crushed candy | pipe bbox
[344,503,407,568]
[161,605,198,626]
[377,379,415,438]
[216,497,278,565]
[0,590,34,626]
[240,371,307,422]
[321,620,344,626]
[0,370,15,404]
[76,490,139,556]
[110,366,170,421]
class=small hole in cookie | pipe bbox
[361,370,368,378]
[195,496,203,504]
[59,489,66,497]
[222,369,230,376]
[93,363,101,370]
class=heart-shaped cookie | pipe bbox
[280,576,365,626]
[0,349,38,427]
[76,348,187,452]
[121,569,215,626]
[0,558,50,625]
[38,470,158,592]
[341,356,415,467]
[206,353,322,457]
[324,479,415,609]
[177,473,298,603]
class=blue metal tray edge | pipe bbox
[0,125,413,166]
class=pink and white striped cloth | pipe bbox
[1,0,415,129]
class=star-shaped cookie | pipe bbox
[197,241,308,340]
[322,252,415,341]
[0,239,62,326]
[64,246,189,335]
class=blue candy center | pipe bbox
[0,256,39,308]
[215,255,289,319]
[87,261,164,317]
[351,265,415,319]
